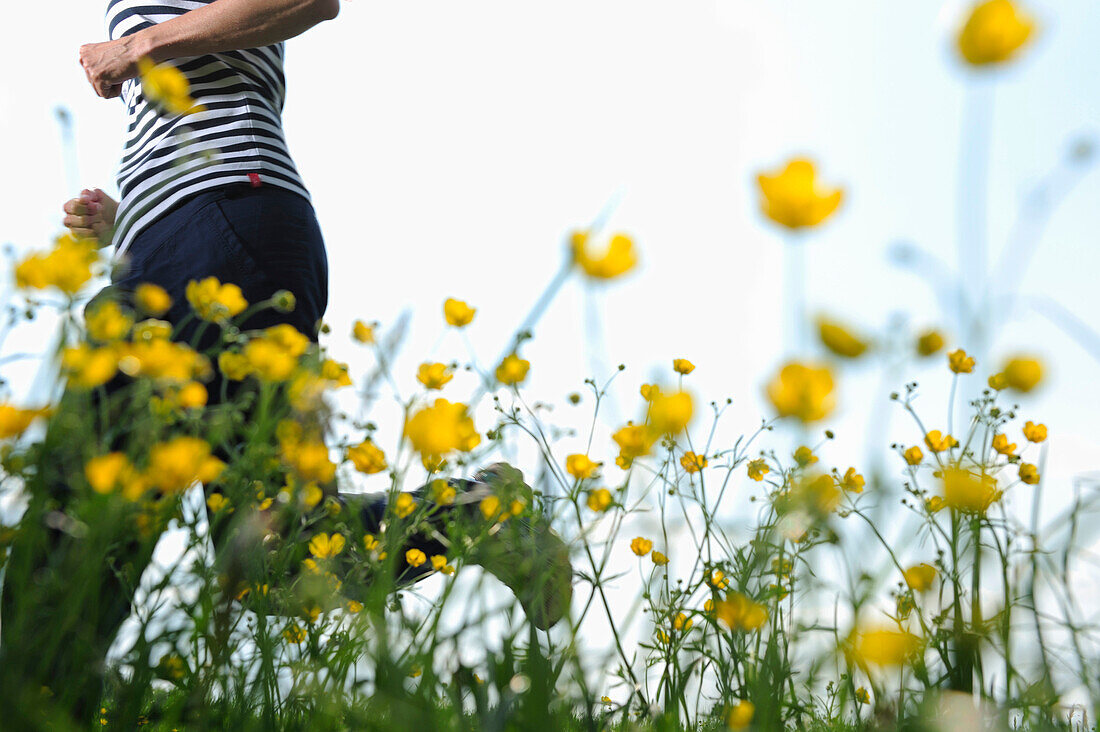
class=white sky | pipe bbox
[1,0,1099,696]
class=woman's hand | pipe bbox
[63,189,118,247]
[79,37,141,99]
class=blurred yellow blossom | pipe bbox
[308,533,345,559]
[652,551,669,566]
[586,488,613,512]
[942,468,1001,514]
[405,549,427,568]
[924,430,958,453]
[916,329,946,357]
[639,383,661,402]
[185,277,247,322]
[479,495,502,521]
[0,403,48,440]
[948,349,975,374]
[348,439,387,475]
[1018,462,1040,485]
[612,423,655,469]
[715,592,768,632]
[648,390,693,435]
[766,361,835,423]
[132,318,172,342]
[61,344,118,389]
[903,563,937,592]
[352,319,377,344]
[394,493,416,518]
[1023,421,1047,443]
[177,381,207,409]
[727,700,755,730]
[747,459,770,482]
[571,230,638,280]
[218,351,252,381]
[404,399,480,459]
[443,298,477,328]
[680,451,707,473]
[14,234,98,295]
[86,301,134,342]
[904,446,924,466]
[282,438,336,484]
[135,283,172,316]
[992,433,1016,457]
[566,454,600,480]
[839,467,865,493]
[793,445,818,468]
[817,317,869,359]
[84,453,132,495]
[854,688,870,705]
[320,359,352,387]
[672,358,695,375]
[707,570,730,591]
[1002,356,1043,393]
[957,0,1035,66]
[416,362,453,391]
[495,353,530,386]
[673,612,693,632]
[630,537,653,557]
[988,372,1008,391]
[756,158,843,230]
[848,626,922,667]
[138,57,206,114]
[206,494,230,513]
[147,436,224,493]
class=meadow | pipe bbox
[1,1,1099,730]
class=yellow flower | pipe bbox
[786,473,842,515]
[586,488,613,512]
[346,600,363,614]
[924,430,958,453]
[926,496,945,513]
[0,403,48,440]
[630,536,653,557]
[855,687,871,705]
[1002,356,1042,393]
[942,468,1001,514]
[394,493,416,518]
[672,358,695,375]
[848,626,922,667]
[680,451,707,473]
[988,372,1008,391]
[793,445,818,468]
[86,300,134,343]
[479,495,502,521]
[817,317,869,358]
[948,349,975,374]
[352,319,377,344]
[138,57,206,114]
[916,329,946,357]
[218,351,252,381]
[404,399,480,458]
[416,362,454,391]
[714,592,768,632]
[363,534,380,552]
[1022,421,1047,443]
[904,446,923,466]
[132,318,172,342]
[839,467,865,493]
[147,436,224,493]
[185,277,247,322]
[756,158,843,230]
[283,624,306,644]
[320,359,352,387]
[992,433,1016,457]
[648,390,693,436]
[177,381,208,409]
[443,298,477,328]
[766,361,835,423]
[903,563,937,592]
[707,570,730,591]
[348,439,387,474]
[405,548,427,568]
[134,283,172,316]
[308,532,346,559]
[282,439,336,484]
[651,551,669,566]
[14,235,98,295]
[566,453,600,480]
[571,230,638,280]
[430,479,456,505]
[495,353,530,386]
[1018,462,1040,485]
[612,423,655,469]
[747,458,770,482]
[957,0,1035,66]
[206,493,230,513]
[673,612,693,632]
[85,453,131,494]
[639,383,661,402]
[118,338,210,383]
[727,700,755,730]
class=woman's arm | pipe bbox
[80,0,339,99]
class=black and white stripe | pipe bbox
[107,0,310,256]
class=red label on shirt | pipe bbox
[248,173,263,188]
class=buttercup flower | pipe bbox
[0,403,48,440]
[443,298,477,327]
[848,626,922,667]
[766,361,835,423]
[352,319,377,344]
[404,399,480,459]
[957,0,1035,67]
[394,493,416,518]
[647,390,694,435]
[672,358,695,375]
[612,423,655,469]
[948,349,975,374]
[639,383,660,402]
[1023,421,1047,443]
[405,548,427,568]
[495,353,530,386]
[586,488,613,512]
[756,158,844,230]
[673,612,693,632]
[903,446,924,466]
[147,436,225,493]
[86,300,134,342]
[747,459,770,482]
[680,451,707,473]
[651,551,669,566]
[903,563,937,592]
[348,439,387,474]
[15,234,98,295]
[992,433,1016,457]
[138,57,206,114]
[942,468,1001,514]
[817,317,869,359]
[185,277,247,322]
[630,537,653,557]
[855,688,871,705]
[1018,462,1040,485]
[135,283,172,316]
[566,454,600,480]
[988,372,1008,391]
[714,592,768,632]
[416,362,454,391]
[793,445,818,468]
[924,430,958,453]
[728,700,755,730]
[61,345,118,389]
[916,329,946,357]
[1002,356,1043,393]
[571,230,638,280]
[838,467,865,493]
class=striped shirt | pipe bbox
[107,0,310,257]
